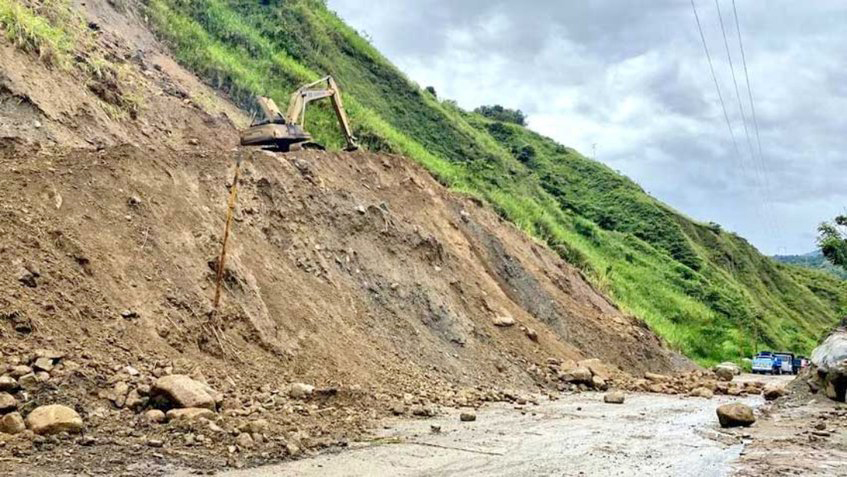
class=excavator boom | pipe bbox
[240,76,358,152]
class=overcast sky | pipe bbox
[327,0,847,255]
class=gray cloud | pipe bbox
[328,0,847,254]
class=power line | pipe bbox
[731,0,782,240]
[714,0,758,182]
[689,0,744,171]
[715,0,776,238]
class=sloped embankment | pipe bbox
[0,143,685,391]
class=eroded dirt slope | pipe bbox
[0,142,689,474]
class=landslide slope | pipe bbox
[145,0,846,363]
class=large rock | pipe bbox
[763,382,787,401]
[716,403,755,428]
[578,359,613,381]
[560,367,593,384]
[604,391,625,404]
[0,392,17,413]
[0,412,25,434]
[810,321,847,402]
[713,365,736,382]
[26,405,84,435]
[152,375,221,410]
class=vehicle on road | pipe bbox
[752,351,784,374]
[774,352,796,374]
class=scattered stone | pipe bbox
[763,382,787,401]
[26,405,84,435]
[152,375,221,410]
[591,375,608,391]
[578,359,613,381]
[9,365,32,378]
[645,372,666,382]
[0,393,17,413]
[112,381,130,408]
[125,366,140,376]
[125,389,146,411]
[714,365,735,382]
[17,267,37,288]
[459,411,477,422]
[0,412,25,434]
[493,315,516,327]
[411,404,437,417]
[689,387,714,399]
[560,367,593,384]
[288,383,314,400]
[144,410,166,424]
[604,391,626,404]
[0,376,17,392]
[32,357,55,373]
[430,424,441,434]
[355,205,366,214]
[716,403,756,428]
[236,432,254,449]
[814,422,826,431]
[525,328,538,342]
[166,408,216,422]
[121,310,139,320]
[147,439,163,448]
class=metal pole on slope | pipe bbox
[213,156,243,310]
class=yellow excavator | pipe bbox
[240,76,358,152]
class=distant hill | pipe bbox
[773,251,847,280]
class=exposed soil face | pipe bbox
[0,143,689,474]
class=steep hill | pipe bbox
[142,0,847,363]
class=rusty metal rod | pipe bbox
[213,157,242,310]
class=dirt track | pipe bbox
[206,382,778,477]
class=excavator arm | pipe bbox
[286,76,358,151]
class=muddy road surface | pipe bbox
[203,388,771,477]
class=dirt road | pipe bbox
[205,387,771,477]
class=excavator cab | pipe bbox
[240,76,358,152]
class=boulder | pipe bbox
[713,365,735,382]
[763,382,787,401]
[0,392,17,413]
[152,375,221,410]
[591,375,608,391]
[26,405,84,435]
[604,391,625,404]
[715,362,741,375]
[579,359,613,381]
[810,321,847,402]
[716,403,756,428]
[560,367,593,384]
[688,387,714,399]
[0,412,25,434]
[166,408,216,422]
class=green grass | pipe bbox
[146,0,847,365]
[0,0,74,67]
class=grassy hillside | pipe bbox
[137,0,845,364]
